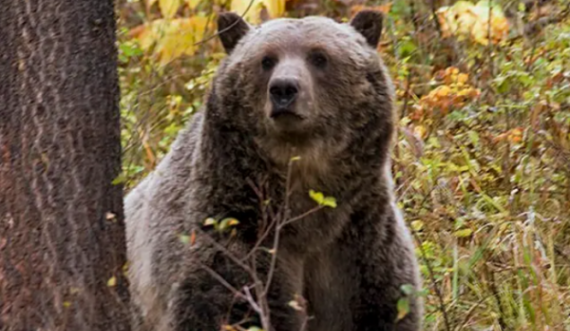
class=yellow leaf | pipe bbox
[454,228,473,238]
[231,0,265,24]
[322,196,337,208]
[456,73,469,84]
[413,125,427,140]
[133,17,211,66]
[437,0,508,45]
[204,217,216,226]
[263,0,286,18]
[186,0,201,10]
[309,190,324,205]
[159,0,181,19]
[435,85,451,98]
[411,220,424,231]
[107,276,117,287]
[230,0,286,24]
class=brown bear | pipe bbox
[125,10,422,331]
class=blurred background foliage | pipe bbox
[116,0,570,329]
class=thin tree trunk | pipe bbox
[0,0,130,330]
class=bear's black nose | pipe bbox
[269,78,299,109]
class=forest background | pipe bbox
[116,0,570,329]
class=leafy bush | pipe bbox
[118,0,570,329]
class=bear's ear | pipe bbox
[218,12,251,54]
[349,10,383,48]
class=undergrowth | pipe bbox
[117,0,570,329]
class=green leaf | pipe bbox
[179,234,190,244]
[309,190,324,205]
[454,228,473,238]
[309,190,337,208]
[396,297,410,321]
[219,218,239,231]
[400,284,415,296]
[411,220,424,231]
[322,196,337,208]
[112,173,127,185]
[467,130,480,146]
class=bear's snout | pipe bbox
[269,78,299,110]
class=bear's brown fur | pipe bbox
[125,10,422,331]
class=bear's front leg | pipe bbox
[348,208,423,331]
[169,247,304,331]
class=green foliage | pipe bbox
[203,217,240,233]
[309,190,337,208]
[118,0,570,329]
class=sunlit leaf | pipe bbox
[231,0,265,24]
[437,0,509,45]
[159,0,181,19]
[107,276,117,287]
[322,196,337,208]
[186,0,201,10]
[290,155,301,162]
[309,190,337,208]
[411,220,424,231]
[219,218,239,231]
[131,17,212,66]
[288,299,303,311]
[230,0,287,24]
[204,217,216,226]
[263,0,286,18]
[309,190,324,205]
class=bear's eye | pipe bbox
[261,56,277,71]
[308,52,328,69]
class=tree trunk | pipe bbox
[0,0,130,330]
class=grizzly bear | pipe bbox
[125,10,422,331]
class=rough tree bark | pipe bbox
[0,0,130,330]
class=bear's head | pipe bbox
[210,10,393,167]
